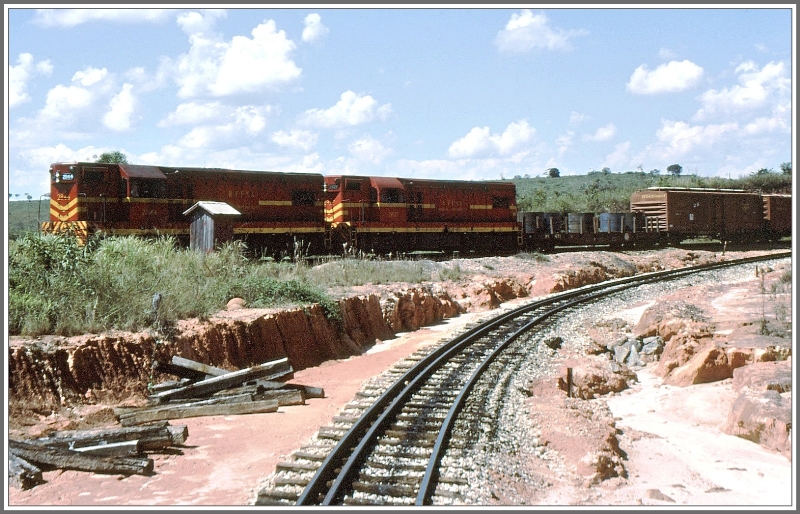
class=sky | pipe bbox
[5,4,795,199]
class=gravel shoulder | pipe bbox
[6,248,794,508]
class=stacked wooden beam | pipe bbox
[8,355,325,491]
[114,356,325,426]
[8,421,187,490]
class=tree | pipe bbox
[667,164,682,176]
[95,151,128,164]
[601,167,611,175]
[780,162,792,175]
[755,167,775,176]
[649,168,661,175]
[547,167,560,178]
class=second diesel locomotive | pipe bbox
[40,161,792,256]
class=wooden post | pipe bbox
[566,368,573,398]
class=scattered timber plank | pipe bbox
[149,378,193,393]
[153,360,207,381]
[117,394,254,424]
[72,440,141,458]
[167,424,189,445]
[252,389,304,406]
[117,399,280,426]
[8,453,43,490]
[9,440,154,476]
[170,356,229,377]
[33,422,175,450]
[241,379,325,399]
[149,358,292,403]
[208,381,322,401]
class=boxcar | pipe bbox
[324,175,520,255]
[42,162,326,256]
[630,187,765,243]
[761,194,793,239]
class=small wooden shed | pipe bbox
[183,201,241,253]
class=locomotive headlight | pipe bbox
[54,171,61,183]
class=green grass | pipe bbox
[7,234,470,338]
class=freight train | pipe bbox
[41,161,792,257]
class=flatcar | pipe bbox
[41,162,326,256]
[323,175,520,255]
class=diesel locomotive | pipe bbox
[40,161,792,256]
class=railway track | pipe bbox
[255,251,791,506]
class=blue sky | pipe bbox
[5,5,795,199]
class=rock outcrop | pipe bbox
[722,359,792,459]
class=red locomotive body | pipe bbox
[42,162,326,255]
[324,175,520,254]
[630,187,765,243]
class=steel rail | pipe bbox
[297,251,790,506]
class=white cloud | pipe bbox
[9,53,53,108]
[33,8,175,27]
[299,91,391,129]
[569,111,588,125]
[604,141,632,169]
[654,119,738,157]
[176,9,226,35]
[41,84,93,119]
[167,104,274,150]
[103,83,136,130]
[741,101,791,135]
[692,60,789,120]
[73,67,108,87]
[233,105,268,135]
[448,120,535,158]
[627,60,704,94]
[447,127,492,158]
[174,18,301,98]
[158,101,226,126]
[583,123,616,142]
[271,129,318,151]
[494,10,588,53]
[556,131,574,157]
[302,13,329,43]
[348,135,393,164]
[658,48,678,60]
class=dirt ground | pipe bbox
[6,248,795,508]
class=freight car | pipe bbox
[41,162,327,256]
[761,194,793,240]
[323,175,520,255]
[630,187,770,244]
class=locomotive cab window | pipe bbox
[345,180,362,191]
[492,196,510,209]
[292,190,316,206]
[380,188,404,203]
[82,168,106,182]
[130,178,166,198]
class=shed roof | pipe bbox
[183,201,242,217]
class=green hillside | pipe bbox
[7,199,48,240]
[511,171,792,214]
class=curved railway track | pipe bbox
[255,251,791,506]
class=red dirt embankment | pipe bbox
[6,247,793,507]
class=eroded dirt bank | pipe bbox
[5,246,793,507]
[6,247,789,426]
